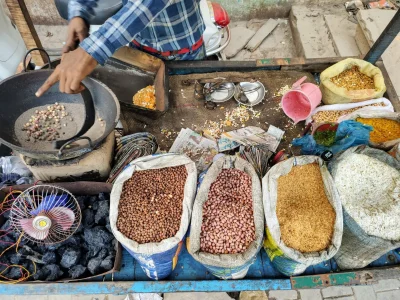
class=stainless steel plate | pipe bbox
[203,82,235,103]
[234,81,266,106]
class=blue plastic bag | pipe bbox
[292,120,372,155]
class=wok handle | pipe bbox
[23,48,52,72]
[57,136,93,158]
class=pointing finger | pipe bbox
[35,69,60,97]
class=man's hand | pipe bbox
[63,17,89,53]
[35,48,98,97]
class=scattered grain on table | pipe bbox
[203,105,261,139]
[277,163,335,253]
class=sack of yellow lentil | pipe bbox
[320,58,386,105]
[341,111,400,150]
[262,156,343,276]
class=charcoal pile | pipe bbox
[0,193,117,281]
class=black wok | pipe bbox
[0,69,120,160]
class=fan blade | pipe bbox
[19,218,50,240]
[31,194,69,215]
[48,207,75,231]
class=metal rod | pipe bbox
[364,9,400,64]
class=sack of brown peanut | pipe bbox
[340,111,400,150]
[262,156,343,276]
[188,156,264,279]
[110,153,197,280]
[320,58,386,105]
[329,146,400,270]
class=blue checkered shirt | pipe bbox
[69,0,205,65]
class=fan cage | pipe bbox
[9,185,82,245]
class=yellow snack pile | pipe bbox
[356,118,400,143]
[133,85,156,110]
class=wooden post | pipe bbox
[5,0,47,66]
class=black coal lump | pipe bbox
[68,265,87,279]
[82,208,95,227]
[98,193,108,201]
[57,245,67,257]
[0,219,11,231]
[0,256,9,273]
[0,235,14,250]
[32,268,46,281]
[42,252,57,264]
[97,248,108,260]
[60,247,81,269]
[94,201,109,225]
[84,227,114,257]
[22,261,36,275]
[87,257,102,275]
[8,253,22,265]
[3,210,10,218]
[43,264,63,281]
[7,266,24,279]
[79,251,90,266]
[105,217,112,233]
[61,235,81,247]
[76,196,86,210]
[37,242,61,253]
[75,223,84,234]
[100,255,114,271]
[86,195,98,206]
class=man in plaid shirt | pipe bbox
[36,0,205,96]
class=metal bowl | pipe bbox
[234,81,266,106]
[203,82,235,103]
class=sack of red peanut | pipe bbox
[110,153,197,280]
[188,155,264,279]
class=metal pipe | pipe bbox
[364,9,400,64]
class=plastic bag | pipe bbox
[0,156,33,188]
[329,146,400,269]
[292,120,372,155]
[262,156,343,276]
[110,154,197,280]
[305,98,394,125]
[320,58,386,104]
[0,156,31,177]
[340,111,400,150]
[189,156,264,279]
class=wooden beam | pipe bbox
[5,0,46,66]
